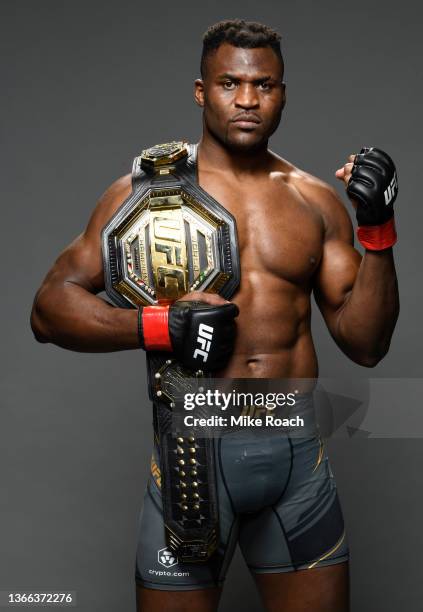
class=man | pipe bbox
[30,19,399,612]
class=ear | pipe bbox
[194,79,205,107]
[281,81,287,110]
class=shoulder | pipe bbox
[98,173,132,209]
[84,173,132,239]
[270,152,354,243]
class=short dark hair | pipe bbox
[201,19,283,77]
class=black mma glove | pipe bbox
[347,147,398,250]
[138,300,239,371]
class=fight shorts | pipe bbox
[135,393,349,590]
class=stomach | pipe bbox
[218,331,318,383]
[213,264,319,386]
[216,285,318,385]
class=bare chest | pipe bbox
[200,175,324,285]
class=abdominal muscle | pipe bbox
[216,271,319,384]
[220,337,318,380]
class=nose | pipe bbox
[234,83,259,109]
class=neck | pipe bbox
[197,129,270,175]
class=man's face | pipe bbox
[195,43,286,152]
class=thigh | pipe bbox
[239,435,348,573]
[254,562,349,612]
[136,583,222,612]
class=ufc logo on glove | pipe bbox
[384,173,398,205]
[193,323,214,362]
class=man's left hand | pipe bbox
[335,147,398,250]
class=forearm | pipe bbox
[335,249,399,365]
[30,281,139,352]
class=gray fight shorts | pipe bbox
[135,393,348,590]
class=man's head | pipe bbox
[195,20,286,152]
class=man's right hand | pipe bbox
[138,293,239,371]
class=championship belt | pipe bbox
[101,142,240,562]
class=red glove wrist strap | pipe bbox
[142,305,172,351]
[357,217,397,251]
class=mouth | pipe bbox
[231,114,261,129]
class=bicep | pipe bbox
[312,185,361,328]
[42,233,105,294]
[314,238,361,329]
[294,172,362,331]
[39,174,132,295]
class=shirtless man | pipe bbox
[30,20,399,612]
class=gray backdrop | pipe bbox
[1,0,421,610]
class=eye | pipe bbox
[223,80,236,90]
[258,82,272,91]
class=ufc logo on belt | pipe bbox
[193,323,214,362]
[384,173,398,205]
